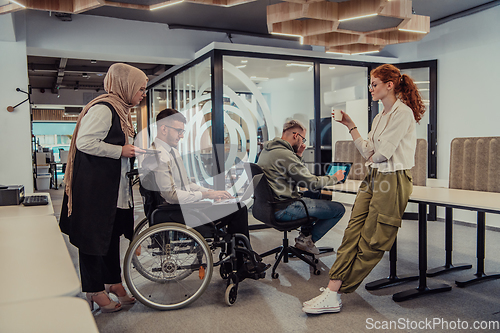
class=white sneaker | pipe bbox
[294,233,320,255]
[302,288,341,314]
[303,287,342,308]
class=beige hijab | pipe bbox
[64,63,148,215]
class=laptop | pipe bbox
[325,162,352,184]
[212,174,263,205]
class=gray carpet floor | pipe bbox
[47,186,500,333]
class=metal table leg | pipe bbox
[393,203,452,302]
[427,207,472,277]
[456,212,500,287]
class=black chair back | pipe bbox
[246,163,315,232]
[246,163,277,225]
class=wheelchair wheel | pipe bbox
[224,283,238,306]
[133,217,149,238]
[124,223,213,310]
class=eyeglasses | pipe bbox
[293,132,307,144]
[164,125,185,135]
[139,88,147,95]
[368,83,379,91]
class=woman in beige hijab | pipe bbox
[60,63,148,313]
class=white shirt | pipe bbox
[140,137,209,204]
[76,104,132,209]
[354,99,417,172]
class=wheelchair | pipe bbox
[123,170,267,310]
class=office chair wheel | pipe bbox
[313,269,321,276]
[272,272,279,279]
[124,223,213,310]
[133,217,149,239]
[225,283,238,306]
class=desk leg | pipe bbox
[365,237,418,290]
[427,207,472,277]
[456,212,500,287]
[393,203,451,302]
[54,165,58,189]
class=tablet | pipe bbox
[325,162,352,184]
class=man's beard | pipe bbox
[292,143,300,153]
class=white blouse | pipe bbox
[76,104,132,209]
[354,99,417,172]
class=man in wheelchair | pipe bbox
[139,108,269,282]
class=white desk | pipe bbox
[0,193,54,219]
[0,215,80,305]
[324,180,500,301]
[326,180,500,213]
[0,297,98,333]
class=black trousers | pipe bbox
[152,205,249,239]
[79,208,131,292]
[204,205,249,238]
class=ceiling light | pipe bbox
[157,96,162,100]
[90,60,97,64]
[414,81,430,84]
[235,65,246,69]
[150,0,184,10]
[398,28,427,34]
[9,1,26,8]
[352,50,380,55]
[326,51,349,55]
[270,32,304,44]
[241,60,248,63]
[286,63,311,68]
[339,13,377,22]
[250,76,269,81]
[329,66,336,70]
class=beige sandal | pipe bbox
[86,291,122,313]
[105,283,136,305]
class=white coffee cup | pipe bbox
[334,109,343,121]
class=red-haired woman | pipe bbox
[303,64,425,314]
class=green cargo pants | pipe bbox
[329,167,413,293]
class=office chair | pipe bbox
[246,163,332,278]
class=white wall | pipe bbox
[383,6,500,227]
[384,6,500,180]
[24,10,310,67]
[0,12,34,192]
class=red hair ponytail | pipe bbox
[371,64,425,123]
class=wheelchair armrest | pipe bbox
[126,169,139,179]
[156,201,213,211]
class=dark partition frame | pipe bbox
[147,47,437,182]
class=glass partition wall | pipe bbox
[223,56,314,192]
[147,48,437,194]
[173,58,213,188]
